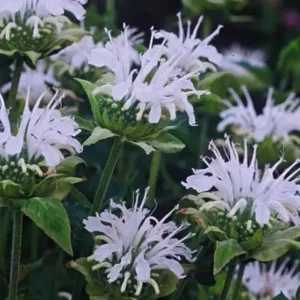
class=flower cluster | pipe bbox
[88,25,212,126]
[83,188,194,297]
[0,89,82,171]
[221,44,266,75]
[243,260,300,299]
[217,87,300,143]
[0,0,87,56]
[154,13,223,74]
[183,136,300,225]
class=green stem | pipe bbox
[197,117,208,169]
[90,138,123,214]
[106,0,116,30]
[7,58,23,112]
[147,150,162,206]
[232,263,246,300]
[30,224,40,262]
[220,261,236,300]
[8,211,23,300]
[72,138,122,300]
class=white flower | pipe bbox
[0,0,87,39]
[243,260,300,299]
[89,26,207,125]
[182,136,300,225]
[0,89,82,168]
[154,12,223,73]
[222,44,266,75]
[1,62,59,103]
[51,29,102,74]
[83,188,194,296]
[218,86,300,142]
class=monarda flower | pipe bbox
[1,61,59,102]
[181,137,300,274]
[221,44,266,76]
[76,188,194,298]
[183,136,300,226]
[0,0,87,64]
[217,87,300,143]
[154,13,223,73]
[0,88,83,198]
[243,260,300,299]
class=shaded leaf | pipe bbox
[21,197,73,255]
[84,127,116,146]
[146,133,185,154]
[214,239,246,274]
[75,116,97,132]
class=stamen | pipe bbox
[18,159,27,173]
[148,278,160,294]
[135,281,143,296]
[246,220,252,231]
[87,255,94,262]
[0,23,17,40]
[92,262,112,271]
[120,271,131,293]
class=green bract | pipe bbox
[70,257,179,300]
[0,15,87,66]
[183,195,300,275]
[77,79,185,155]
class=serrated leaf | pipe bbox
[250,226,300,262]
[84,127,116,146]
[146,133,185,153]
[204,226,227,242]
[0,180,23,198]
[214,239,246,274]
[21,197,73,255]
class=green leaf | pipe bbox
[130,141,156,155]
[204,226,227,242]
[31,174,82,201]
[21,197,73,255]
[75,116,97,132]
[250,226,300,262]
[0,180,23,198]
[214,239,246,275]
[69,187,91,207]
[76,79,101,124]
[70,258,94,283]
[278,38,300,74]
[56,156,86,176]
[84,127,116,146]
[146,133,185,154]
[200,72,240,98]
[240,228,264,251]
[273,292,289,300]
[195,93,226,115]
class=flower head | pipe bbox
[83,188,194,297]
[221,44,266,75]
[89,26,207,125]
[1,61,59,102]
[182,136,300,225]
[0,88,82,169]
[0,0,87,56]
[154,13,223,73]
[217,86,300,142]
[243,260,300,299]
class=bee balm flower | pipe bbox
[243,260,300,299]
[154,13,223,73]
[83,188,194,297]
[183,136,300,225]
[218,86,300,142]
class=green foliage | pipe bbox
[20,197,73,255]
[213,239,246,274]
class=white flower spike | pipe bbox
[218,86,300,142]
[1,61,59,102]
[0,89,82,169]
[243,260,300,299]
[84,188,194,296]
[154,12,223,73]
[221,44,266,75]
[89,26,208,125]
[182,136,300,225]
